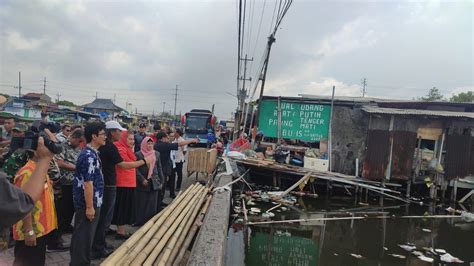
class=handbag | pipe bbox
[150,178,160,191]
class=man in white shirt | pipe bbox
[171,128,187,191]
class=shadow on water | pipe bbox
[227,194,474,266]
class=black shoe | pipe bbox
[170,194,176,199]
[115,233,130,240]
[161,202,168,207]
[47,242,69,252]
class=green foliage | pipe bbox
[420,87,444,101]
[449,91,474,103]
[56,100,76,107]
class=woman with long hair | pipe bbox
[135,137,165,225]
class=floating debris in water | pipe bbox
[417,255,434,263]
[398,244,416,251]
[440,253,464,263]
[435,249,446,254]
[246,200,256,206]
[250,208,261,213]
[389,254,406,259]
[358,202,369,206]
[412,251,423,256]
[422,228,431,233]
[333,253,339,256]
[280,207,288,211]
[350,253,364,259]
[383,247,388,251]
[262,212,275,218]
[275,230,291,237]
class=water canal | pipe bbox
[227,188,474,266]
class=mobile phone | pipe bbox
[10,136,39,151]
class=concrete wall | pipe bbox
[188,174,232,266]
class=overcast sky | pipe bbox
[1,0,472,119]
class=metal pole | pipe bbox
[386,115,395,181]
[328,86,335,172]
[255,34,276,127]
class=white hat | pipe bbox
[105,121,126,131]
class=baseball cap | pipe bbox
[12,123,28,132]
[105,121,126,131]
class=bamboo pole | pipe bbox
[130,185,204,265]
[142,186,206,265]
[172,195,213,266]
[242,199,248,223]
[160,190,209,266]
[277,173,311,198]
[122,184,200,265]
[102,185,195,266]
[101,211,163,265]
[266,204,282,213]
[167,195,212,266]
[247,214,463,225]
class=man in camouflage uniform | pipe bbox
[46,129,85,251]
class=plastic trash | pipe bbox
[389,254,406,259]
[461,211,474,222]
[350,253,363,259]
[418,255,434,263]
[398,244,416,251]
[440,253,464,263]
[422,228,431,233]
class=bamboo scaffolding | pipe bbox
[160,191,209,266]
[101,185,196,266]
[172,195,213,266]
[123,184,201,265]
[132,185,205,265]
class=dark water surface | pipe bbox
[230,195,474,266]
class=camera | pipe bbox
[10,121,63,154]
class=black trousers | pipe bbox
[14,235,48,266]
[92,186,116,254]
[59,185,75,233]
[47,185,75,246]
[70,207,101,266]
[172,162,184,191]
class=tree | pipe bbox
[420,87,444,101]
[450,91,474,103]
[56,100,76,107]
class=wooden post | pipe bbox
[328,86,335,172]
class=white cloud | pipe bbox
[124,17,145,33]
[315,18,380,58]
[6,31,43,51]
[103,50,131,71]
[266,77,362,98]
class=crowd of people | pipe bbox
[0,117,199,265]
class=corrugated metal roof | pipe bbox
[361,106,474,119]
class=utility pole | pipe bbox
[113,94,116,103]
[361,78,367,97]
[56,93,61,103]
[162,102,166,116]
[211,104,215,115]
[255,34,276,126]
[173,85,178,121]
[43,77,46,95]
[238,54,253,131]
[18,72,22,98]
[95,92,98,99]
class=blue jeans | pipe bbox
[91,186,116,254]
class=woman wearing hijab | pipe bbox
[112,130,137,239]
[135,137,165,225]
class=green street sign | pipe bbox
[258,99,331,142]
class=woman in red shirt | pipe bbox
[112,130,137,238]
